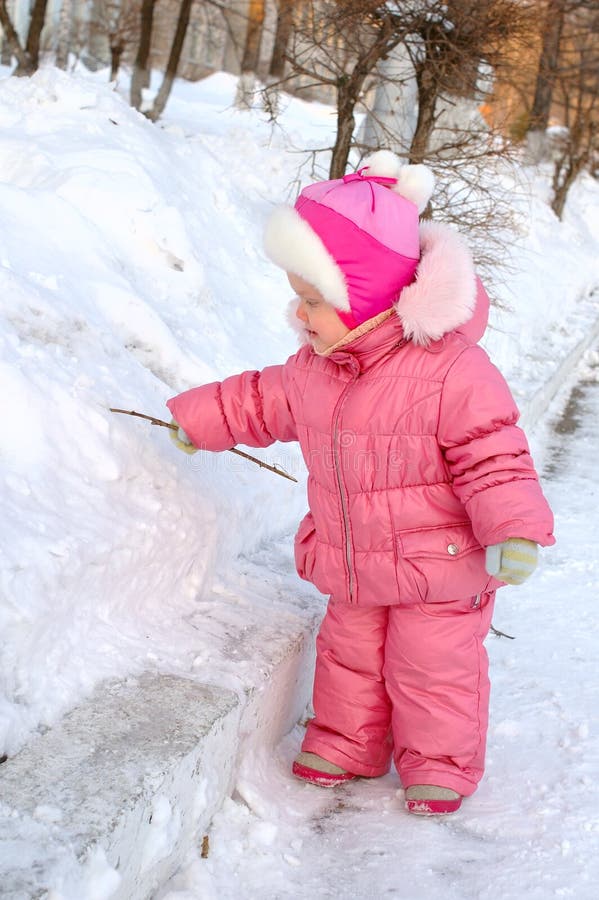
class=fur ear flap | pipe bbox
[364,150,435,214]
[264,205,350,310]
[395,222,476,344]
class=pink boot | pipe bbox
[405,785,462,815]
[292,751,357,787]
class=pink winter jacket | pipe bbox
[168,224,554,606]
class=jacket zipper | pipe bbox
[332,373,358,602]
[331,340,405,602]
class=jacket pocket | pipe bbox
[294,512,317,583]
[396,522,491,604]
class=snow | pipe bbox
[0,62,598,899]
[0,66,320,757]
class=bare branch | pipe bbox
[109,408,298,482]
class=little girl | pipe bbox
[167,151,554,816]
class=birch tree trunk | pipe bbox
[131,0,157,110]
[360,46,416,156]
[55,0,73,70]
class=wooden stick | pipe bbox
[109,408,298,483]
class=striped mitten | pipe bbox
[485,538,538,585]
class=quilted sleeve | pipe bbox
[437,345,555,547]
[166,357,299,451]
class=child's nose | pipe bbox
[296,299,308,323]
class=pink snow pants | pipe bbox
[301,592,495,797]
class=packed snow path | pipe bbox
[159,355,599,900]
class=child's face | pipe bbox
[287,273,350,353]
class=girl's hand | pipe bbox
[169,419,198,455]
[485,538,538,585]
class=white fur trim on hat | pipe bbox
[364,150,435,214]
[396,221,476,345]
[264,206,350,311]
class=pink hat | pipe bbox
[264,151,435,328]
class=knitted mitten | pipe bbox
[169,419,198,455]
[485,538,538,585]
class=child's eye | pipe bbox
[305,298,320,307]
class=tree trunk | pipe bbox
[146,0,193,122]
[55,0,73,70]
[527,0,567,161]
[0,0,49,76]
[131,0,157,110]
[0,1,29,71]
[1,36,12,66]
[241,0,265,73]
[360,45,416,155]
[110,42,124,82]
[330,106,355,178]
[551,153,577,219]
[530,0,566,131]
[550,114,593,219]
[330,75,364,178]
[15,0,50,75]
[269,0,294,80]
[409,62,439,164]
[235,0,265,107]
[329,21,402,178]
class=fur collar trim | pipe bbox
[396,222,477,345]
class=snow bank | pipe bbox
[0,68,314,755]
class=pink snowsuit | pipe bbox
[167,224,554,796]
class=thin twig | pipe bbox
[110,408,177,429]
[109,408,298,483]
[489,624,516,640]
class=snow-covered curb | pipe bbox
[519,290,599,432]
[0,622,318,899]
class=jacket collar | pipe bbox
[325,312,406,371]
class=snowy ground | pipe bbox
[0,63,598,899]
[158,351,599,900]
